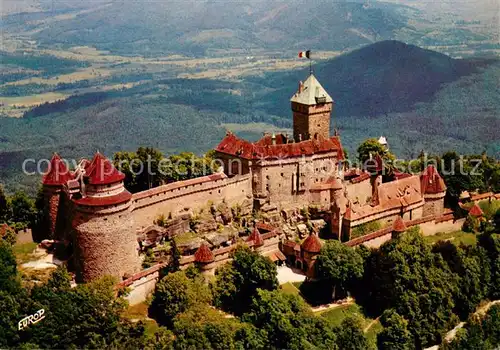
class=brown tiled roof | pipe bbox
[420,165,446,194]
[392,216,407,232]
[215,132,344,161]
[194,243,215,263]
[43,153,74,186]
[247,226,264,247]
[468,203,484,217]
[301,234,322,253]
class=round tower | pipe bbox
[194,242,215,277]
[420,165,447,217]
[40,153,73,241]
[71,152,140,282]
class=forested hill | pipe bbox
[255,40,496,117]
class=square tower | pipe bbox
[290,74,333,142]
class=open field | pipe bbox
[424,230,477,246]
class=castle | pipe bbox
[41,74,447,282]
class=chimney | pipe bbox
[271,133,276,145]
[298,81,304,93]
[299,134,302,142]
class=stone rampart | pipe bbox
[131,174,252,230]
[345,213,460,248]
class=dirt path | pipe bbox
[311,297,354,313]
[364,317,380,333]
[424,299,500,350]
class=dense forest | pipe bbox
[1,217,499,349]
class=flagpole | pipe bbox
[309,52,313,75]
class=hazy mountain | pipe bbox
[253,40,495,116]
[0,0,442,56]
[1,40,498,194]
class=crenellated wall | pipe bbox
[131,174,253,230]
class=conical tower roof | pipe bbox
[392,216,407,233]
[290,74,333,105]
[194,243,214,263]
[247,226,264,247]
[43,153,74,186]
[301,234,322,253]
[85,152,125,185]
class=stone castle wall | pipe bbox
[345,177,372,207]
[43,187,62,240]
[72,204,141,282]
[254,152,340,209]
[131,174,252,230]
[423,193,446,217]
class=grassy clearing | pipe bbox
[122,301,160,337]
[320,303,382,346]
[13,241,38,264]
[280,282,301,295]
[424,230,477,246]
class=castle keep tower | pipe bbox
[290,74,333,141]
[71,152,140,282]
[41,154,74,241]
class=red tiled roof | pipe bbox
[194,243,215,263]
[420,165,446,194]
[392,216,407,232]
[468,203,484,217]
[247,226,264,247]
[215,132,344,161]
[85,152,125,185]
[0,223,13,237]
[301,234,322,253]
[43,153,74,186]
[72,190,132,207]
[254,133,289,146]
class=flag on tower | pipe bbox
[298,50,311,59]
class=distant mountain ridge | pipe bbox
[255,40,496,117]
[0,0,427,56]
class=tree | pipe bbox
[377,309,414,350]
[10,191,36,228]
[477,233,500,299]
[335,317,371,350]
[172,303,242,350]
[357,138,395,171]
[433,242,491,319]
[212,246,278,315]
[149,270,211,327]
[242,289,337,350]
[361,230,457,348]
[0,185,10,223]
[316,240,364,300]
[0,240,19,294]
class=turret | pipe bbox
[41,153,74,241]
[391,216,407,239]
[71,152,140,282]
[420,165,447,216]
[194,242,215,276]
[290,74,333,142]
